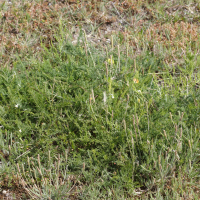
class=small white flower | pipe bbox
[15,104,19,108]
[110,94,114,98]
[19,129,22,133]
[2,190,7,194]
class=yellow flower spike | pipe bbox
[137,98,140,103]
[133,78,139,83]
[107,58,114,65]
